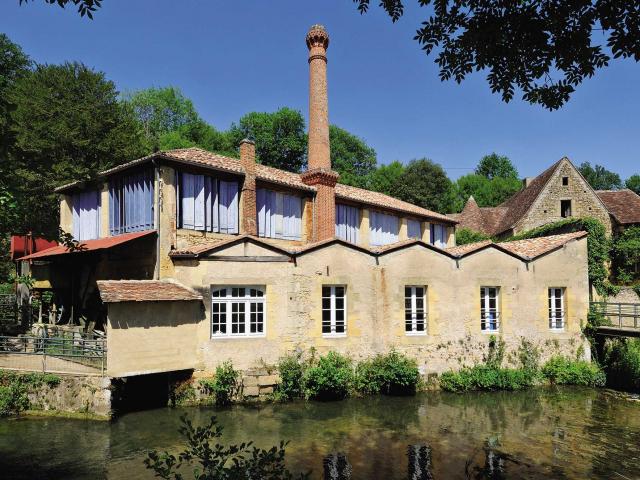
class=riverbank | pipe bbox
[1,387,639,479]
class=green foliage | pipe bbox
[274,353,305,402]
[228,108,307,172]
[626,175,640,195]
[0,384,29,417]
[144,414,309,480]
[354,351,420,396]
[541,356,606,387]
[439,366,534,392]
[354,1,639,110]
[200,361,239,406]
[20,0,102,19]
[603,338,640,393]
[516,337,540,373]
[455,228,491,246]
[303,352,353,400]
[454,174,522,210]
[506,217,612,297]
[330,125,377,188]
[475,153,518,180]
[365,161,405,196]
[0,370,61,416]
[485,335,505,369]
[578,162,623,191]
[392,158,457,214]
[170,381,197,407]
[612,226,640,284]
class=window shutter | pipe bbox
[181,173,195,229]
[220,181,238,234]
[257,188,266,237]
[408,219,420,240]
[292,195,302,240]
[194,174,205,230]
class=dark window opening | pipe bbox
[562,176,569,186]
[561,200,572,218]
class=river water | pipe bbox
[1,387,639,479]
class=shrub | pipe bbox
[612,226,640,284]
[541,356,606,387]
[603,338,640,393]
[303,352,353,400]
[355,351,420,396]
[439,365,534,392]
[274,353,305,401]
[517,337,540,372]
[0,383,29,417]
[200,361,239,406]
[456,228,491,246]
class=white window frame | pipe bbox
[322,285,347,337]
[480,286,500,332]
[548,287,565,331]
[405,286,427,335]
[210,286,266,338]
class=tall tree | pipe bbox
[625,175,640,195]
[228,108,307,172]
[7,62,146,237]
[475,153,518,180]
[392,158,456,213]
[578,162,623,191]
[366,161,405,196]
[354,0,640,110]
[329,125,377,188]
[454,174,521,210]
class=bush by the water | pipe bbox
[439,365,534,392]
[303,352,353,400]
[0,370,60,416]
[199,361,239,406]
[541,356,606,387]
[355,351,420,395]
[273,353,306,402]
[603,338,640,393]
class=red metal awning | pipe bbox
[17,230,156,261]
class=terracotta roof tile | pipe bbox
[498,231,587,259]
[446,240,493,256]
[97,279,202,303]
[596,189,640,225]
[335,183,455,224]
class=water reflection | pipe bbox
[0,387,639,479]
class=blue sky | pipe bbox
[2,0,638,180]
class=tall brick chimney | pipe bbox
[240,138,257,236]
[301,24,339,241]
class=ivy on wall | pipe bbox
[612,226,640,285]
[455,228,492,246]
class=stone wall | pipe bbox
[515,159,612,235]
[607,287,640,304]
[27,374,111,418]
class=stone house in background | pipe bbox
[452,157,640,239]
[17,25,591,388]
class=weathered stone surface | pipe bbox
[258,375,280,386]
[243,386,260,397]
[27,374,111,418]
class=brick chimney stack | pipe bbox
[240,138,257,236]
[302,24,339,241]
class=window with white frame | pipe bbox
[548,288,565,330]
[211,286,265,337]
[480,287,500,331]
[405,286,427,334]
[407,219,421,240]
[257,188,302,240]
[322,286,346,335]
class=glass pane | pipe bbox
[405,299,412,310]
[335,298,344,310]
[405,287,411,297]
[336,310,344,321]
[335,286,345,298]
[335,323,345,333]
[232,287,239,297]
[322,286,331,297]
[322,298,331,310]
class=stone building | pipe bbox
[451,158,622,238]
[19,25,591,384]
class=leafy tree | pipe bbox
[366,161,405,196]
[455,174,521,209]
[626,175,640,195]
[456,228,491,246]
[578,162,623,191]
[19,0,101,19]
[122,87,201,151]
[392,158,456,213]
[329,124,377,188]
[6,62,146,237]
[353,0,640,110]
[475,153,518,180]
[612,226,640,284]
[228,107,307,172]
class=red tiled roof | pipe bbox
[18,230,156,260]
[596,189,640,225]
[335,183,455,224]
[97,279,202,303]
[446,240,493,256]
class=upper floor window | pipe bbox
[72,190,101,241]
[322,285,346,336]
[211,286,265,337]
[257,188,302,240]
[407,219,421,240]
[335,204,360,244]
[431,224,448,248]
[109,169,154,236]
[370,211,399,246]
[405,286,426,334]
[480,287,500,332]
[562,176,569,186]
[561,200,572,218]
[549,288,565,330]
[178,172,238,234]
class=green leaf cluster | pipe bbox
[0,370,61,416]
[439,365,534,392]
[455,228,492,246]
[612,226,640,284]
[541,356,606,387]
[302,351,353,401]
[354,350,420,396]
[199,361,239,406]
[603,338,640,393]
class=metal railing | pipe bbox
[0,334,106,375]
[591,302,640,330]
[481,311,500,332]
